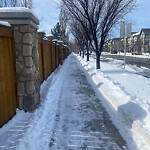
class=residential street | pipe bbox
[102,53,150,69]
[49,55,127,150]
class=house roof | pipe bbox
[133,32,140,37]
[131,32,137,35]
[140,28,150,35]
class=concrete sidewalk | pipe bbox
[49,55,127,150]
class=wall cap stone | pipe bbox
[0,7,39,29]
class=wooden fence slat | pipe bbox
[38,35,69,84]
[52,43,56,72]
[0,28,17,127]
[0,37,5,126]
[0,28,13,37]
[38,40,44,83]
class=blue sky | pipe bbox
[32,0,60,35]
[33,0,150,36]
[127,0,150,32]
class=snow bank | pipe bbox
[15,60,68,150]
[75,54,150,150]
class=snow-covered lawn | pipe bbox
[77,53,150,150]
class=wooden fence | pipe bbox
[0,30,70,127]
[0,28,17,127]
[38,34,69,83]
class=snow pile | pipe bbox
[0,21,11,27]
[16,61,68,150]
[75,54,150,150]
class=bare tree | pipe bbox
[62,0,135,69]
[59,3,69,44]
[70,19,86,58]
[20,0,32,9]
[0,0,32,8]
[10,0,17,7]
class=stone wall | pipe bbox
[0,8,40,111]
[14,25,40,111]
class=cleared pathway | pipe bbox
[49,55,127,150]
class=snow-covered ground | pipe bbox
[78,53,150,150]
[0,53,150,150]
[103,52,150,59]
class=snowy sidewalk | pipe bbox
[0,54,127,150]
[48,54,127,150]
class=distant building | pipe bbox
[112,38,123,53]
[104,39,112,52]
[130,32,142,54]
[140,28,150,53]
[127,32,137,53]
[104,28,150,55]
[104,38,123,53]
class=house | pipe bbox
[140,28,150,53]
[127,32,137,53]
[104,39,112,52]
[111,38,123,53]
[104,38,124,53]
[130,32,142,54]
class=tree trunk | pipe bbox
[86,47,89,61]
[79,50,81,56]
[96,51,101,69]
[82,50,84,58]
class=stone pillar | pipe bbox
[52,39,59,68]
[63,45,67,59]
[57,41,64,65]
[38,32,45,40]
[0,8,40,111]
[47,35,53,41]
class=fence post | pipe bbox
[38,32,45,83]
[63,45,67,60]
[57,41,64,65]
[47,36,56,72]
[0,8,40,112]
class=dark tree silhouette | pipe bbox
[51,22,63,40]
[62,0,135,69]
